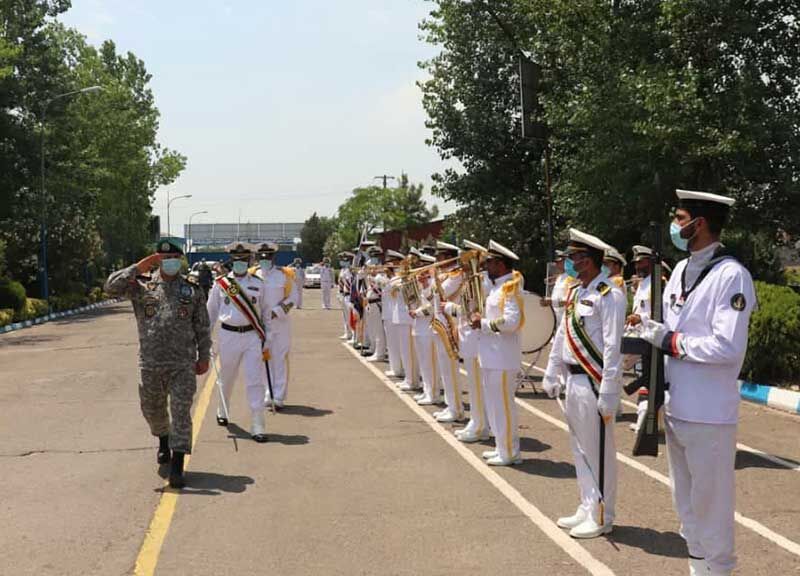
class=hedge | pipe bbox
[741,281,800,385]
[0,278,26,312]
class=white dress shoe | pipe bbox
[458,430,491,443]
[569,518,612,539]
[435,410,463,423]
[417,395,436,406]
[413,392,426,401]
[481,450,498,460]
[486,454,522,466]
[556,507,588,529]
[367,355,380,362]
[384,370,399,378]
[398,382,415,391]
[689,557,710,576]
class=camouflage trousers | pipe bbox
[139,367,197,454]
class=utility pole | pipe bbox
[373,175,396,189]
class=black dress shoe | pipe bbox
[252,433,269,443]
[216,416,228,426]
[168,452,185,489]
[157,435,171,464]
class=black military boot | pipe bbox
[157,435,170,464]
[168,451,185,489]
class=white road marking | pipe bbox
[523,363,800,472]
[488,367,800,558]
[344,343,616,576]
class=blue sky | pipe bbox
[59,0,457,237]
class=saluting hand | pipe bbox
[135,253,162,274]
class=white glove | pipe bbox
[542,377,563,399]
[639,318,667,346]
[597,393,620,419]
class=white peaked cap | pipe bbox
[567,228,613,253]
[359,239,376,247]
[255,242,278,253]
[676,189,735,207]
[409,247,424,258]
[632,245,653,262]
[226,241,254,253]
[418,254,436,263]
[487,240,519,261]
[604,246,627,267]
[463,239,487,252]
[436,240,460,253]
[385,249,405,260]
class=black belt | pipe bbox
[567,364,587,375]
[221,323,254,333]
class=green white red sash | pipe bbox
[217,275,266,342]
[564,287,603,385]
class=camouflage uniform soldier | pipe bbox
[105,239,211,488]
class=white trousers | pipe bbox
[340,294,352,338]
[666,416,736,574]
[395,324,418,387]
[321,284,332,309]
[217,329,266,414]
[366,303,385,357]
[295,281,303,309]
[384,319,403,375]
[565,374,617,525]
[462,356,488,434]
[435,334,463,417]
[265,321,291,403]
[481,368,519,461]
[414,326,437,398]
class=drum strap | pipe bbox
[565,289,603,387]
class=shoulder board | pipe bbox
[247,265,259,276]
[597,282,611,296]
[611,276,624,289]
[501,271,523,295]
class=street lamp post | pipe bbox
[40,85,103,306]
[187,210,208,253]
[166,192,192,242]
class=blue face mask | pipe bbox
[259,259,273,271]
[232,261,249,275]
[161,258,182,276]
[601,265,611,277]
[670,220,696,252]
[565,258,577,278]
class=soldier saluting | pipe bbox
[105,239,211,489]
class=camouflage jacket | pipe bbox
[105,265,211,368]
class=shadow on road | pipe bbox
[735,449,800,470]
[278,404,333,418]
[609,525,687,558]
[519,436,551,453]
[514,457,576,479]
[0,334,62,348]
[155,471,256,496]
[225,423,310,446]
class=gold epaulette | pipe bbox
[501,270,523,295]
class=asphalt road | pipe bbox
[1,290,798,575]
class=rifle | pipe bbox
[631,223,666,457]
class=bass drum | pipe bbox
[520,290,557,354]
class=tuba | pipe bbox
[432,270,460,359]
[459,250,485,317]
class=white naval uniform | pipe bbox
[389,276,418,388]
[206,272,271,417]
[293,266,305,309]
[366,273,386,359]
[338,268,353,339]
[544,272,626,526]
[432,270,464,418]
[445,271,490,436]
[320,265,335,309]
[661,242,755,575]
[551,272,574,327]
[380,273,403,376]
[632,274,652,322]
[478,271,524,462]
[411,285,437,398]
[256,265,299,404]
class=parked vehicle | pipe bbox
[304,265,321,288]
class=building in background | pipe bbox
[184,222,304,267]
[377,219,445,252]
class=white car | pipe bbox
[304,266,321,288]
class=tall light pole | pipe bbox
[373,175,396,189]
[40,85,103,305]
[187,210,208,253]
[166,192,192,241]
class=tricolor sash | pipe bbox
[564,288,603,386]
[217,276,266,342]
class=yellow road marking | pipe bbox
[133,361,218,576]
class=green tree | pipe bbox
[420,0,800,281]
[299,212,337,262]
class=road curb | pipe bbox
[738,380,800,415]
[0,298,124,335]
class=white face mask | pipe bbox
[259,259,273,271]
[161,258,182,276]
[232,261,249,275]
